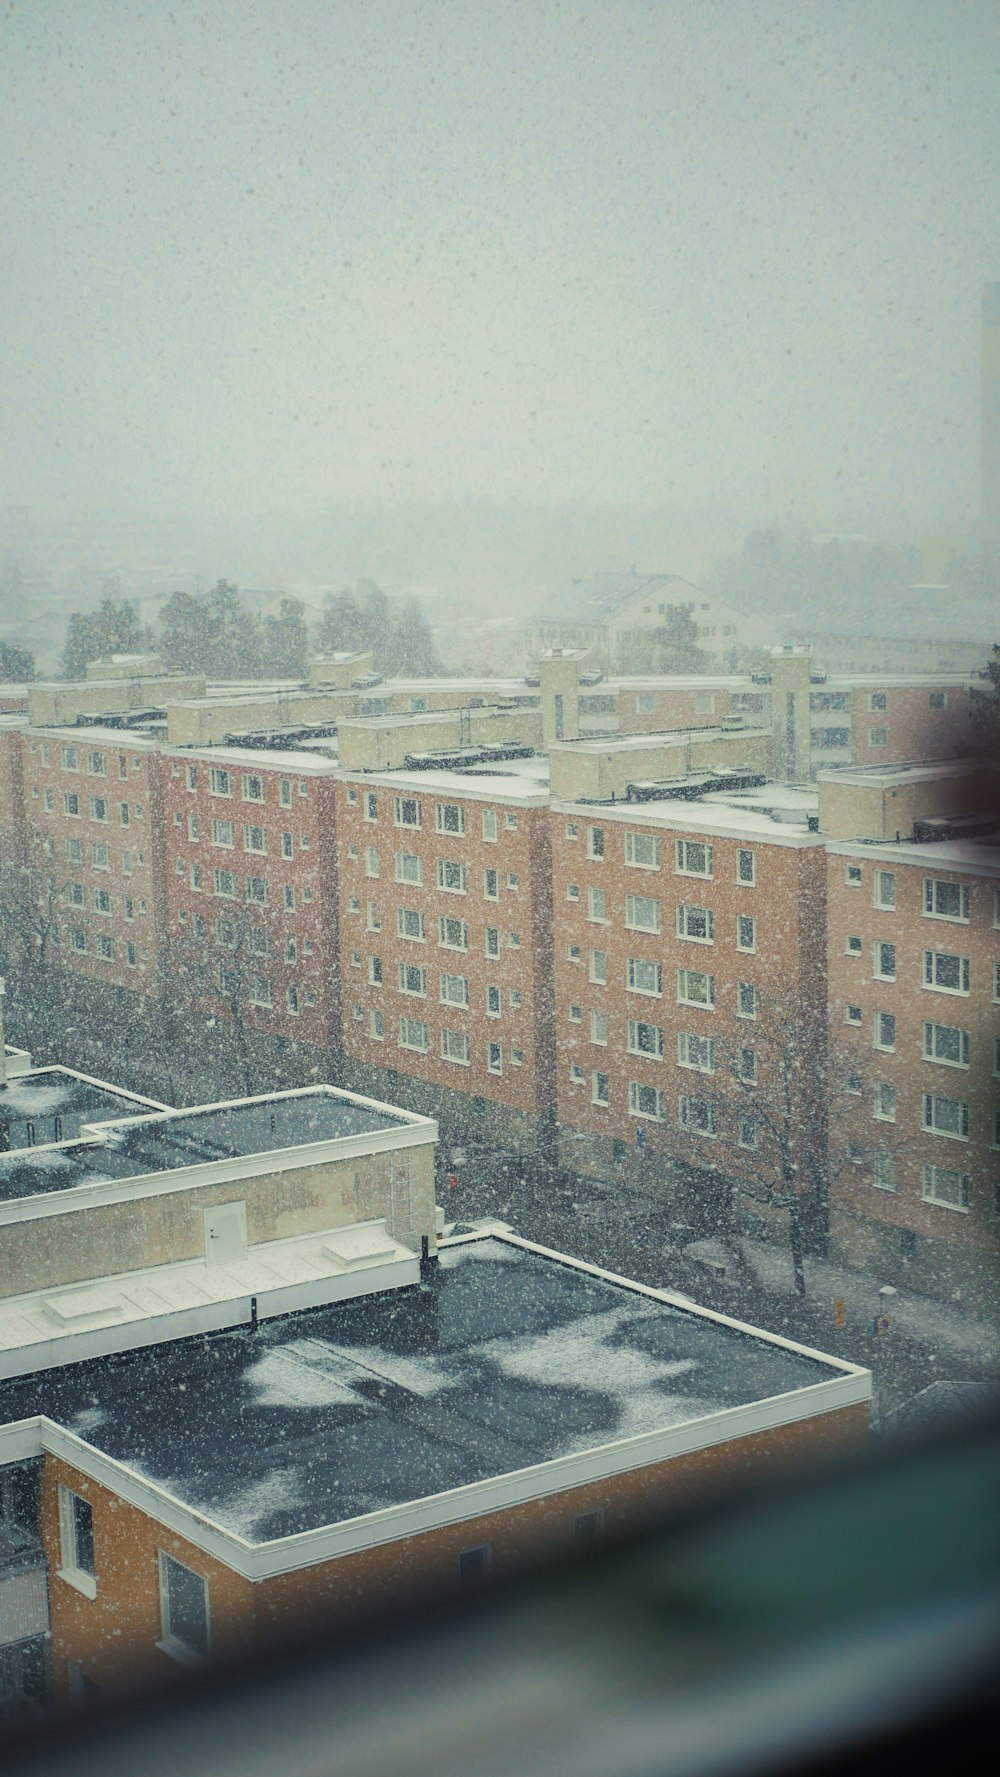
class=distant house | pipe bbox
[525,571,769,668]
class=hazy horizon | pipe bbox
[3,0,999,554]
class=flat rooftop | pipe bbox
[0,1236,858,1543]
[0,1068,167,1153]
[0,1086,425,1205]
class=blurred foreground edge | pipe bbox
[4,1410,999,1777]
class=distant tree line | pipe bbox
[57,578,443,682]
[0,640,36,680]
[706,527,999,626]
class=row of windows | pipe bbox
[363,1014,524,1069]
[65,885,147,920]
[846,866,997,927]
[571,1079,761,1143]
[175,815,310,858]
[354,851,520,895]
[568,953,758,1015]
[175,867,312,909]
[69,930,143,965]
[346,791,519,839]
[57,1485,209,1659]
[565,829,751,884]
[853,1009,999,1073]
[844,943,991,996]
[195,767,308,804]
[41,745,138,777]
[567,1013,760,1078]
[871,1158,972,1211]
[56,793,143,823]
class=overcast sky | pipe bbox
[2,1,998,534]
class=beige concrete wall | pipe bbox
[86,655,164,681]
[0,1144,437,1298]
[165,688,357,746]
[337,706,543,771]
[549,727,770,802]
[27,677,206,725]
[538,653,584,745]
[767,648,813,782]
[818,766,994,840]
[306,652,373,688]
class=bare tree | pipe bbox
[0,834,75,1054]
[161,901,272,1098]
[710,979,891,1297]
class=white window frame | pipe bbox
[158,1551,210,1664]
[921,1092,969,1141]
[57,1484,96,1599]
[922,950,970,996]
[625,894,661,934]
[676,903,713,944]
[923,878,971,923]
[625,831,660,870]
[675,840,713,879]
[677,968,715,1010]
[921,1022,970,1068]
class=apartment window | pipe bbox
[216,916,237,947]
[636,692,655,714]
[487,984,501,1015]
[589,1009,608,1045]
[621,958,658,1000]
[488,1041,502,1074]
[738,1113,758,1150]
[506,871,519,891]
[678,969,715,1009]
[86,750,106,776]
[678,1031,714,1073]
[211,819,235,848]
[676,840,713,878]
[679,1094,717,1137]
[923,950,969,995]
[868,727,887,747]
[504,812,518,831]
[869,690,887,711]
[283,885,295,911]
[395,851,422,885]
[587,887,607,923]
[63,792,81,817]
[279,778,292,807]
[244,876,267,904]
[845,864,863,886]
[845,934,863,956]
[243,824,266,855]
[587,826,605,859]
[736,914,756,953]
[845,1004,862,1025]
[399,1017,428,1052]
[929,690,947,710]
[592,1071,610,1106]
[43,787,53,811]
[249,974,272,1008]
[628,1019,664,1058]
[398,961,427,996]
[69,882,85,907]
[185,764,198,791]
[184,811,199,843]
[286,986,299,1015]
[994,886,1000,929]
[96,933,114,961]
[394,795,422,829]
[676,903,713,943]
[485,927,500,958]
[872,1150,897,1192]
[874,871,896,910]
[441,1028,470,1065]
[736,848,755,885]
[922,1022,970,1067]
[737,980,757,1019]
[249,928,269,956]
[363,899,379,931]
[874,1082,897,1122]
[350,950,362,968]
[439,916,468,950]
[435,802,465,835]
[994,962,1000,1004]
[874,941,896,980]
[589,948,608,985]
[485,867,499,899]
[565,820,579,839]
[91,841,111,869]
[873,1011,896,1052]
[923,879,971,923]
[509,988,522,1008]
[397,908,425,941]
[285,936,298,964]
[71,928,87,952]
[361,846,380,878]
[242,773,264,803]
[625,895,661,934]
[213,869,236,898]
[158,1553,209,1662]
[210,768,231,797]
[61,745,79,770]
[737,1046,757,1084]
[570,1062,585,1084]
[482,809,498,842]
[126,941,137,968]
[370,1009,385,1040]
[65,836,84,864]
[437,859,467,893]
[922,1093,969,1140]
[94,887,112,915]
[440,972,469,1007]
[629,1081,663,1120]
[625,831,660,869]
[58,1485,96,1596]
[368,955,382,985]
[922,1164,970,1211]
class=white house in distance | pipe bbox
[525,571,770,669]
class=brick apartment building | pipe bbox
[0,653,995,1303]
[826,831,1000,1304]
